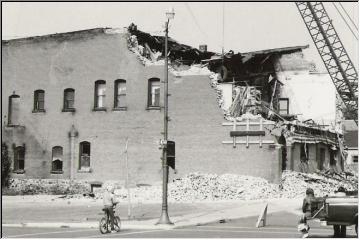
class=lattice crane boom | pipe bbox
[296,2,358,121]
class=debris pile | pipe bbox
[171,64,212,77]
[209,73,226,112]
[229,86,262,117]
[126,23,215,67]
[5,171,357,202]
[6,179,90,195]
[168,172,279,202]
[280,170,358,198]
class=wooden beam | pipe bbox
[222,121,274,126]
[230,131,266,137]
[222,140,275,144]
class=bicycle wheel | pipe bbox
[99,217,109,234]
[114,216,121,232]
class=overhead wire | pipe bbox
[222,2,225,54]
[331,2,358,40]
[183,3,208,42]
[338,2,358,31]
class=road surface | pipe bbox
[2,211,357,238]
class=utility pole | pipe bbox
[157,7,175,226]
[124,137,131,220]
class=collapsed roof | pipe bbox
[127,23,215,65]
[203,45,309,83]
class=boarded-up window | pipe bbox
[79,141,90,169]
[114,80,126,108]
[95,80,106,108]
[8,95,20,125]
[64,88,75,110]
[14,146,25,171]
[148,78,160,107]
[52,146,63,172]
[34,90,45,111]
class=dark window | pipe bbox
[330,149,336,166]
[51,146,63,172]
[8,94,20,125]
[14,146,25,171]
[79,141,90,169]
[114,80,126,109]
[300,143,309,161]
[319,148,325,170]
[353,155,358,163]
[278,98,289,115]
[94,80,106,109]
[33,90,45,112]
[63,88,75,111]
[148,78,160,108]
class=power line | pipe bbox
[339,2,358,31]
[222,2,225,55]
[331,2,358,40]
[183,3,208,41]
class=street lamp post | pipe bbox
[157,7,175,226]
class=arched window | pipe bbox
[114,79,127,109]
[33,90,45,112]
[8,94,20,126]
[51,146,63,173]
[14,146,25,171]
[63,88,75,111]
[94,80,106,109]
[79,141,91,170]
[148,78,160,108]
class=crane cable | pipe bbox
[331,2,358,40]
[339,2,358,31]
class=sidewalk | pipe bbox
[2,195,303,230]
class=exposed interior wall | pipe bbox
[276,71,336,125]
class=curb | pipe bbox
[2,212,261,230]
[2,222,175,230]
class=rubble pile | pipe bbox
[114,185,162,202]
[229,86,262,117]
[168,172,279,202]
[209,73,226,113]
[280,170,358,198]
[171,64,212,77]
[7,179,90,195]
[5,171,357,202]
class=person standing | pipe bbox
[333,187,347,238]
[298,188,315,238]
[103,185,119,233]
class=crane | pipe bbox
[295,2,358,123]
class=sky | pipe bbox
[2,2,359,71]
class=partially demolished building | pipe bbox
[2,25,347,185]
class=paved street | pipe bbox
[2,211,357,238]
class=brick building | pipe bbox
[2,28,284,184]
[2,27,343,185]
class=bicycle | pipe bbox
[99,203,121,234]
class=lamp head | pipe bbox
[166,7,175,20]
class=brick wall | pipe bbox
[2,30,282,184]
